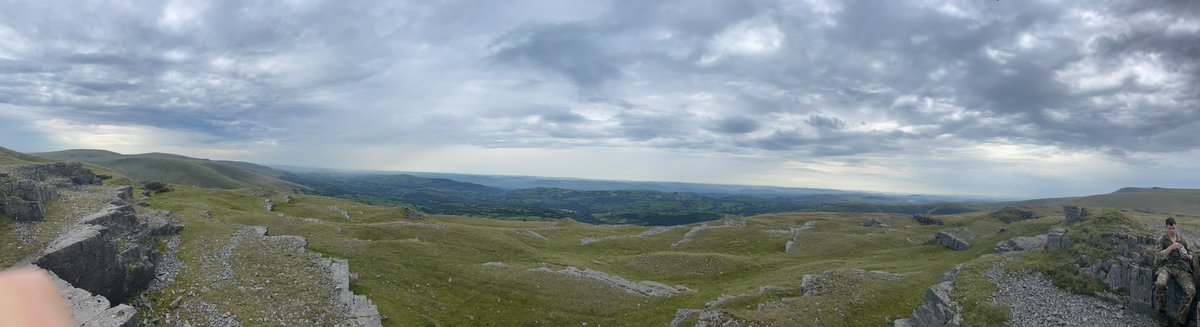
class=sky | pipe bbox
[0,0,1198,198]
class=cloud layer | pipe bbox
[1,0,1198,197]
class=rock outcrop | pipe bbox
[862,218,890,228]
[402,206,426,220]
[1,179,58,221]
[328,205,351,220]
[1071,232,1159,316]
[988,207,1040,224]
[16,267,140,327]
[0,163,103,221]
[14,162,102,186]
[34,203,182,304]
[894,266,963,327]
[319,257,383,327]
[1043,212,1194,322]
[994,235,1048,254]
[1063,205,1085,224]
[912,214,944,226]
[1046,228,1072,252]
[934,232,970,251]
[785,221,818,253]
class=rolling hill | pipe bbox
[34,149,305,191]
[1011,187,1200,215]
[0,145,52,168]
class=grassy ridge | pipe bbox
[34,149,303,191]
[1011,188,1200,215]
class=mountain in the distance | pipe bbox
[34,149,305,191]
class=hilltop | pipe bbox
[1010,187,1200,215]
[35,149,305,191]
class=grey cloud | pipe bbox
[805,115,846,130]
[1,0,1197,164]
[489,23,623,89]
[710,116,760,134]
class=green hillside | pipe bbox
[0,146,51,168]
[141,184,1051,326]
[34,149,304,191]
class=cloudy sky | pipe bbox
[1,0,1198,198]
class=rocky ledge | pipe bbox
[33,203,182,304]
[894,266,963,327]
[935,232,970,251]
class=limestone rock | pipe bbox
[862,218,890,228]
[994,235,1048,254]
[1046,228,1072,252]
[115,186,133,202]
[328,205,351,220]
[935,232,970,251]
[1063,205,1084,224]
[143,211,185,236]
[894,266,963,327]
[988,207,1040,224]
[402,206,427,220]
[14,162,102,185]
[323,258,383,327]
[912,214,944,226]
[0,179,57,221]
[26,267,138,327]
[35,200,182,304]
[35,224,129,303]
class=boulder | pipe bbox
[1063,205,1084,224]
[1046,228,1072,252]
[913,214,944,226]
[0,179,57,221]
[141,181,168,194]
[934,232,970,251]
[862,218,890,228]
[115,186,133,202]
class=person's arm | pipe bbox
[1159,240,1179,260]
[0,269,74,327]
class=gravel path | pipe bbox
[988,261,1156,327]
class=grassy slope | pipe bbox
[34,149,302,191]
[1011,188,1200,215]
[143,186,1059,326]
[0,146,51,169]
